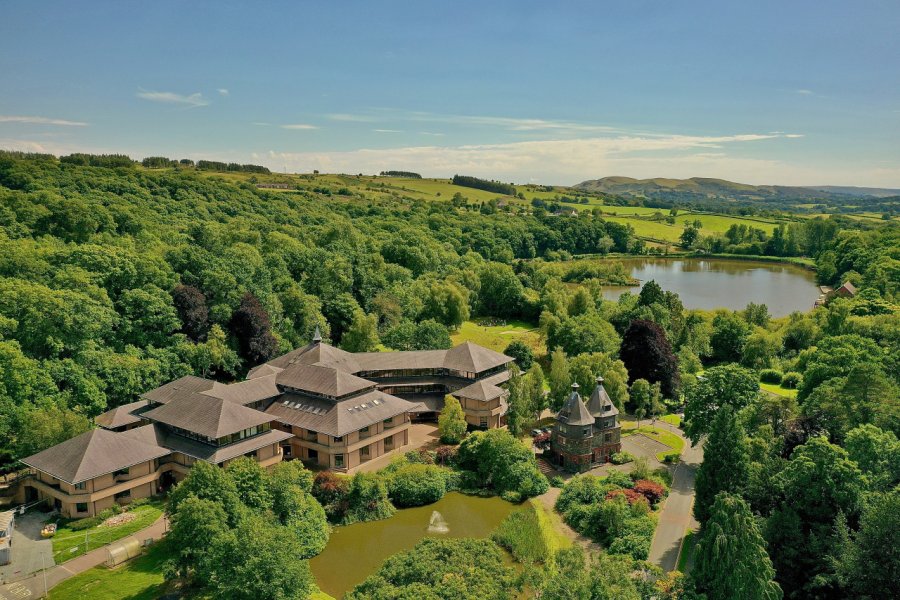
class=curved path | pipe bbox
[648,421,703,572]
[0,515,168,599]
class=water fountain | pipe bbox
[427,510,449,534]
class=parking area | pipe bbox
[0,511,54,585]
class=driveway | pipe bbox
[0,511,54,585]
[648,431,703,572]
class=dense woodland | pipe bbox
[1,151,898,599]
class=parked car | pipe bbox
[541,427,553,435]
[531,429,543,437]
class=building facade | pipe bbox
[19,334,514,510]
[550,377,622,472]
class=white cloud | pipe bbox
[373,129,402,133]
[0,115,88,126]
[136,90,210,108]
[217,88,229,96]
[795,89,814,95]
[259,132,879,186]
[280,124,319,130]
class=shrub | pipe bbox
[781,371,802,389]
[759,369,783,384]
[610,451,635,465]
[550,475,565,488]
[501,490,523,503]
[343,472,395,524]
[662,452,680,464]
[629,457,653,481]
[491,504,556,565]
[434,445,457,466]
[311,471,349,522]
[387,464,447,507]
[604,470,634,489]
[404,448,435,465]
[605,488,647,506]
[633,479,667,506]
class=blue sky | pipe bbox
[1,0,898,186]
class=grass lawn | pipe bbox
[50,539,171,600]
[660,414,682,428]
[677,529,697,573]
[760,382,799,399]
[51,501,164,562]
[451,319,544,356]
[622,423,686,461]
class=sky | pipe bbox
[1,1,899,187]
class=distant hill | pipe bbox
[806,185,900,198]
[574,176,858,203]
[575,177,898,207]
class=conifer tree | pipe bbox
[692,493,782,600]
[694,406,750,523]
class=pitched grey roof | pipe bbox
[20,429,170,484]
[142,393,275,438]
[556,384,594,426]
[119,424,292,465]
[275,363,374,398]
[141,375,216,404]
[443,341,512,373]
[200,374,280,406]
[454,380,506,402]
[265,342,362,373]
[585,377,619,418]
[246,363,283,379]
[265,390,416,437]
[95,400,148,429]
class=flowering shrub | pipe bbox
[633,479,667,506]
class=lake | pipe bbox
[597,257,819,316]
[310,492,518,598]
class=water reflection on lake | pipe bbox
[310,492,517,598]
[599,258,818,316]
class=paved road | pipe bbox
[0,515,168,599]
[648,423,703,573]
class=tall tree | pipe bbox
[172,284,209,341]
[692,493,782,600]
[340,310,380,352]
[843,490,900,599]
[684,363,759,444]
[548,346,571,411]
[710,311,751,363]
[619,319,680,399]
[438,394,467,444]
[229,292,278,366]
[694,406,750,523]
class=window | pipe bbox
[479,417,488,428]
[333,436,343,443]
[114,489,131,500]
[75,503,88,513]
[361,445,370,458]
[583,428,591,437]
[360,426,369,432]
[282,445,292,458]
[245,449,258,459]
[334,454,344,468]
[75,481,87,491]
[113,467,129,477]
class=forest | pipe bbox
[0,151,898,599]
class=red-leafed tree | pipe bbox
[172,284,209,341]
[605,488,647,506]
[619,319,680,399]
[633,479,666,506]
[229,293,278,366]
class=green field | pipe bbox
[50,539,171,600]
[451,319,544,356]
[51,502,164,561]
[660,414,682,428]
[760,382,799,399]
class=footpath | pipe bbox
[0,515,168,600]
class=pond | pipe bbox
[310,492,518,598]
[597,257,819,316]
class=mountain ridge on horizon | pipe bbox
[574,175,900,202]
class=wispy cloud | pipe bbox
[373,129,402,133]
[0,115,88,127]
[136,89,210,108]
[280,124,319,130]
[795,89,814,95]
[261,131,818,185]
[326,113,378,122]
[217,88,229,96]
[407,112,618,134]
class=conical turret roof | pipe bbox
[556,383,594,426]
[586,376,619,417]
